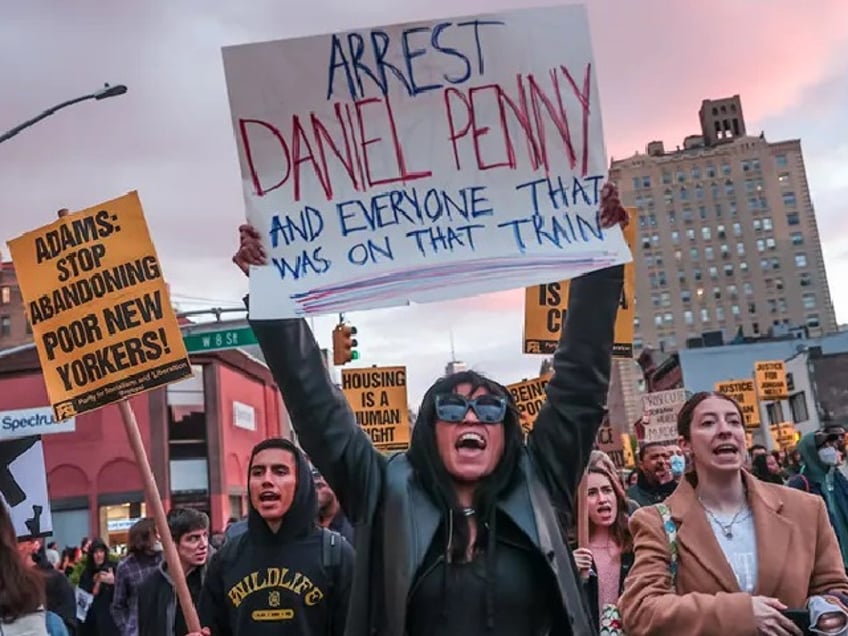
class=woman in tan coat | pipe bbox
[619,391,848,636]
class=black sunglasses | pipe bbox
[435,393,507,424]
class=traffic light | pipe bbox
[332,323,359,366]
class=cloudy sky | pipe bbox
[1,1,847,403]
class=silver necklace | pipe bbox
[699,500,747,539]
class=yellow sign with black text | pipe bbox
[523,212,636,357]
[755,360,789,400]
[6,192,192,420]
[506,374,552,439]
[714,379,761,428]
[341,366,409,452]
[769,422,797,450]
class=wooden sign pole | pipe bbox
[55,209,201,632]
[118,401,202,632]
[576,475,589,548]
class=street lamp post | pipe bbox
[0,83,127,145]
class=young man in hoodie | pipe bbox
[198,438,354,636]
[138,507,210,636]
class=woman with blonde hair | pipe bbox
[573,465,634,631]
[619,391,848,635]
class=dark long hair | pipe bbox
[751,454,783,484]
[0,505,44,622]
[407,370,523,630]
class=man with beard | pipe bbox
[198,439,354,635]
[626,442,677,506]
[312,468,353,544]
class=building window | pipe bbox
[743,282,754,296]
[0,316,9,337]
[701,308,710,322]
[663,312,673,324]
[762,217,773,231]
[806,314,820,329]
[683,310,694,325]
[802,292,816,310]
[778,172,790,185]
[722,163,732,176]
[765,237,776,250]
[709,266,718,280]
[705,246,715,261]
[725,181,735,196]
[702,227,712,240]
[795,253,808,268]
[0,287,9,304]
[713,287,722,300]
[681,290,692,303]
[706,165,716,178]
[782,192,797,207]
[800,273,812,287]
[776,154,788,167]
[731,304,741,316]
[740,261,749,274]
[716,306,725,321]
[677,170,686,183]
[661,292,671,307]
[733,223,742,237]
[686,228,696,240]
[767,402,785,426]
[690,247,700,260]
[787,212,800,226]
[791,232,804,246]
[632,177,642,190]
[671,230,680,244]
[753,219,762,232]
[789,392,809,423]
[724,264,734,277]
[691,166,701,180]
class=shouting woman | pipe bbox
[620,391,848,635]
[233,185,627,635]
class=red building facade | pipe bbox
[0,345,289,550]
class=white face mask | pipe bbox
[152,540,164,553]
[818,446,840,466]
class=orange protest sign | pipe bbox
[341,366,409,452]
[754,360,789,400]
[523,212,636,357]
[6,192,192,419]
[715,379,761,428]
[506,374,552,439]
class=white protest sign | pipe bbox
[75,587,94,622]
[222,5,631,318]
[0,436,53,539]
[0,406,76,441]
[641,389,687,444]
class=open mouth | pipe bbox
[713,444,738,456]
[596,503,613,514]
[258,491,281,502]
[455,431,487,451]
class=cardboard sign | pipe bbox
[715,379,761,428]
[0,406,76,440]
[0,436,52,539]
[596,418,633,469]
[506,374,551,439]
[341,366,409,451]
[755,360,788,400]
[523,214,636,356]
[770,422,797,450]
[6,192,192,419]
[222,5,632,318]
[640,389,687,444]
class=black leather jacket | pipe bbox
[249,264,623,636]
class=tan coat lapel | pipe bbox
[669,477,741,592]
[745,473,793,597]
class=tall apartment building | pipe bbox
[610,95,837,355]
[0,253,31,349]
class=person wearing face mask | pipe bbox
[667,444,687,482]
[788,431,848,570]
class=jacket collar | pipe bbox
[668,470,791,595]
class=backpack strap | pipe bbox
[655,503,679,585]
[321,528,343,635]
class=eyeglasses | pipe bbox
[435,393,507,424]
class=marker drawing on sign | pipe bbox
[0,437,38,507]
[223,6,633,319]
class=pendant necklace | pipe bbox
[699,500,746,539]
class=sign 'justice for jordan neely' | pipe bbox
[222,4,632,318]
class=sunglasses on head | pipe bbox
[435,393,507,424]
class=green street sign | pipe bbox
[183,327,258,353]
